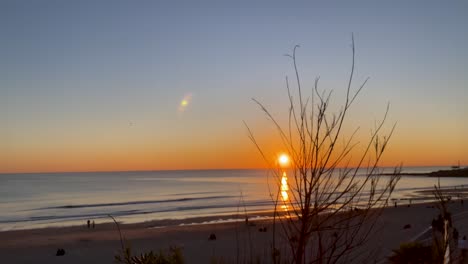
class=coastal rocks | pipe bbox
[209,233,217,240]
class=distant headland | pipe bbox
[383,167,468,177]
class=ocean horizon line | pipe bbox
[0,164,462,175]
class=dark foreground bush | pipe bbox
[388,242,431,264]
[115,245,184,264]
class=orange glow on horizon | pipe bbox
[1,126,467,174]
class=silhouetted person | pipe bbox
[87,220,90,229]
[92,220,95,229]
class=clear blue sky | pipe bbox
[1,0,467,172]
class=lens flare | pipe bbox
[178,94,192,113]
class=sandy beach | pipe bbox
[1,201,467,263]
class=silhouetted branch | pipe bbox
[245,36,401,263]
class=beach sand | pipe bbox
[1,201,467,263]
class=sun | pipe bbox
[278,154,289,167]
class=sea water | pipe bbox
[0,167,466,231]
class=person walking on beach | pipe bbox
[87,220,90,229]
[92,220,95,229]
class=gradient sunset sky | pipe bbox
[1,1,467,173]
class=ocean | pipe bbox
[0,166,466,231]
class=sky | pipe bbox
[1,0,467,173]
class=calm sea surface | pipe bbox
[0,167,466,231]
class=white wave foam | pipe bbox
[179,215,273,226]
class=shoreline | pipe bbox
[2,184,467,233]
[0,210,277,236]
[1,200,468,263]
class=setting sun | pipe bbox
[279,154,289,167]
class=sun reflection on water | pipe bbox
[281,171,289,201]
[280,171,289,211]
